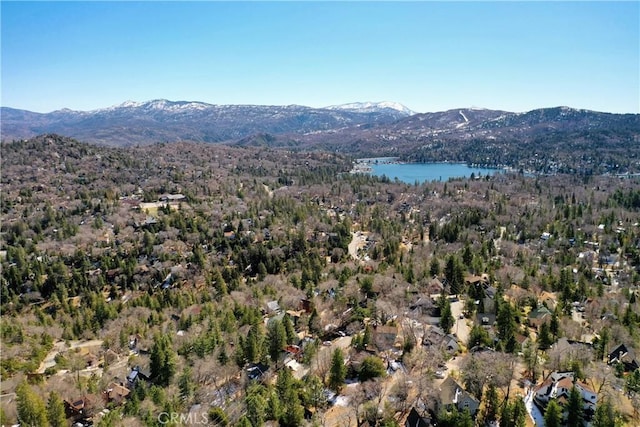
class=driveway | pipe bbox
[450,300,470,345]
[524,390,544,426]
[37,339,104,374]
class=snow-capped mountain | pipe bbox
[2,100,637,154]
[325,101,416,116]
[1,99,409,146]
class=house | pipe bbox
[299,298,313,313]
[409,296,439,317]
[265,300,281,315]
[608,344,640,372]
[64,394,98,421]
[423,326,459,354]
[405,407,433,427]
[438,377,479,416]
[514,334,530,353]
[247,362,270,381]
[425,277,445,296]
[528,305,552,329]
[538,291,558,311]
[465,274,489,287]
[103,349,120,365]
[373,324,400,352]
[127,366,150,387]
[533,371,597,421]
[102,382,130,406]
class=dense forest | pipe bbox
[1,134,639,427]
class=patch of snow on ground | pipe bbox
[525,390,545,426]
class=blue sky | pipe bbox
[2,2,638,113]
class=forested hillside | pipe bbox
[1,135,639,427]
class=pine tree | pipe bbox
[429,257,440,277]
[244,324,265,363]
[566,386,584,427]
[497,300,516,350]
[458,408,474,427]
[329,348,346,392]
[267,319,286,364]
[439,295,454,333]
[245,384,267,427]
[150,333,177,386]
[511,398,527,427]
[544,399,562,427]
[550,309,560,338]
[16,381,47,427]
[444,255,464,294]
[538,322,553,350]
[482,383,499,424]
[593,397,617,427]
[47,391,66,427]
[283,314,296,344]
[178,366,195,402]
[208,407,229,426]
[502,398,527,427]
[280,386,304,427]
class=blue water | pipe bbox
[364,159,502,184]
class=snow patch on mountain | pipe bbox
[325,101,416,116]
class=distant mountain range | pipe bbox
[0,99,414,146]
[2,99,639,174]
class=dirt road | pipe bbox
[37,339,104,374]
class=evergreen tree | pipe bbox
[245,384,267,427]
[538,322,553,350]
[362,324,373,349]
[235,416,252,427]
[595,327,610,361]
[468,324,491,348]
[266,390,283,421]
[178,365,195,402]
[566,386,584,427]
[267,319,286,364]
[244,324,265,363]
[47,391,66,427]
[511,398,527,427]
[16,381,47,427]
[280,385,304,427]
[458,408,474,427]
[550,309,560,338]
[208,407,229,426]
[496,301,516,351]
[429,257,440,277]
[358,356,386,381]
[444,255,464,294]
[329,348,346,392]
[150,333,177,386]
[482,383,499,424]
[218,346,229,366]
[283,314,296,344]
[500,401,513,427]
[593,398,618,427]
[625,369,640,395]
[439,295,454,333]
[544,399,562,427]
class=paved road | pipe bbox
[450,300,470,346]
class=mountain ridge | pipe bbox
[2,100,638,156]
[0,99,413,146]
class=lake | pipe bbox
[355,158,503,184]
